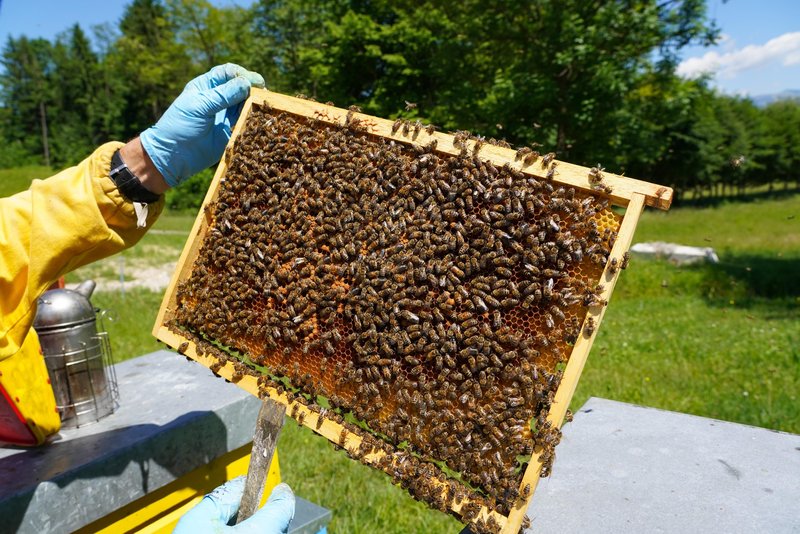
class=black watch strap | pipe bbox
[109,149,161,204]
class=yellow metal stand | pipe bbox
[76,445,281,534]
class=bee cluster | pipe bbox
[171,102,620,521]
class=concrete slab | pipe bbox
[527,397,800,533]
[0,350,329,534]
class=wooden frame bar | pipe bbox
[502,193,645,532]
[154,89,663,533]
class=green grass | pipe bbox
[573,260,799,432]
[570,195,800,433]
[635,194,799,254]
[90,288,166,361]
[278,422,462,533]
[0,165,52,197]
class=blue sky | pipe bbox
[677,0,800,95]
[1,0,797,96]
[0,0,249,44]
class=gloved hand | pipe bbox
[173,477,295,534]
[140,63,265,188]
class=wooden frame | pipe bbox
[154,89,669,533]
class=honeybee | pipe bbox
[521,151,539,166]
[209,358,224,374]
[588,164,605,184]
[584,317,595,336]
[595,183,614,194]
[472,136,485,156]
[491,310,503,329]
[546,162,558,180]
[608,257,619,274]
[515,146,532,161]
[621,251,631,270]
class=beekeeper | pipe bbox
[0,63,294,533]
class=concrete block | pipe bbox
[0,350,330,534]
[527,397,800,533]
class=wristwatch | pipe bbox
[109,149,161,204]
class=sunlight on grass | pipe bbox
[635,194,800,254]
[89,288,165,362]
[574,258,799,433]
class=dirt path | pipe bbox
[67,261,177,292]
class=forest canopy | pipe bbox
[1,0,798,201]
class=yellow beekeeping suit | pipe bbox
[0,142,163,444]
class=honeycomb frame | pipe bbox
[154,89,671,534]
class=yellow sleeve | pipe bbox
[0,142,164,360]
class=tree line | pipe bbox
[2,0,798,201]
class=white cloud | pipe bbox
[677,32,800,79]
[716,33,735,51]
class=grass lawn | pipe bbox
[575,261,799,432]
[5,164,798,533]
[572,195,800,432]
[0,165,52,197]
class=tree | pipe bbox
[0,37,55,166]
[113,0,192,132]
[91,23,129,144]
[251,0,346,94]
[460,0,717,163]
[250,0,717,168]
[6,0,791,201]
[614,74,711,196]
[760,101,800,189]
[166,0,274,78]
[47,25,103,164]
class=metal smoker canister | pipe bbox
[33,280,118,428]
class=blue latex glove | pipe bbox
[173,477,295,534]
[140,63,265,187]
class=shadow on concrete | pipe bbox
[1,410,229,533]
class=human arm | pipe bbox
[0,142,161,358]
[120,136,170,195]
[0,63,264,359]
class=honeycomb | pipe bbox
[171,102,621,519]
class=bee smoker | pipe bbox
[33,280,119,428]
